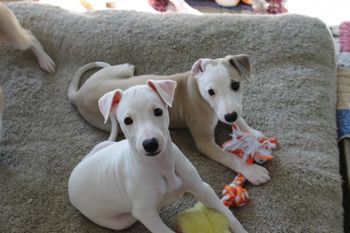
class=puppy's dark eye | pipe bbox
[231,81,240,91]
[208,89,215,96]
[154,108,163,117]
[124,117,133,125]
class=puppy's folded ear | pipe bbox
[226,54,251,81]
[98,89,123,123]
[191,58,211,78]
[147,80,177,107]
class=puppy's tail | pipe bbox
[68,61,111,104]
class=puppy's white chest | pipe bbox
[163,173,182,193]
[160,176,185,207]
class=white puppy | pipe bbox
[68,80,248,233]
[0,2,55,73]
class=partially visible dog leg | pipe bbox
[188,122,270,185]
[0,3,55,73]
[236,117,263,138]
[132,206,175,233]
[174,147,247,233]
[193,182,248,233]
[195,138,270,185]
[27,32,56,73]
[130,186,175,233]
[89,214,137,230]
[109,63,135,79]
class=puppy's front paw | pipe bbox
[227,210,248,233]
[38,53,56,73]
[241,164,270,186]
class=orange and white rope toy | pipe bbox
[221,123,277,207]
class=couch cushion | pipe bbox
[0,2,342,233]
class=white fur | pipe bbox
[68,82,248,233]
[194,62,243,124]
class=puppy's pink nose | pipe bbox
[224,112,238,123]
[143,138,159,155]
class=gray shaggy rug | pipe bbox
[0,2,343,233]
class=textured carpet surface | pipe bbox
[0,2,342,233]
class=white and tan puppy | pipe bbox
[0,2,55,73]
[68,55,270,185]
[68,80,248,233]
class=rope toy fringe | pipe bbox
[221,123,277,207]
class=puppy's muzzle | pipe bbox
[224,112,238,123]
[143,138,160,156]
